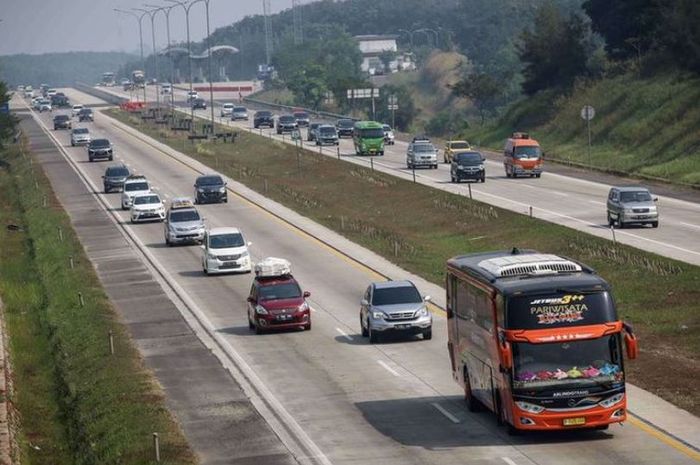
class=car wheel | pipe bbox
[536,173,541,178]
[223,197,228,203]
[368,324,379,344]
[165,236,172,246]
[423,327,432,340]
[651,221,659,228]
[505,170,511,178]
[89,157,94,162]
[451,174,456,183]
[607,213,614,227]
[481,176,486,183]
[255,324,265,335]
[248,316,255,330]
[433,164,438,169]
[71,142,75,147]
[594,424,610,431]
[109,156,113,161]
[463,369,482,412]
[361,316,368,337]
[304,322,311,331]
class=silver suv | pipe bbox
[407,142,438,169]
[164,198,205,245]
[607,186,659,228]
[360,280,432,343]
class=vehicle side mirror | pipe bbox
[303,291,311,298]
[623,322,639,359]
[101,175,105,178]
[498,333,513,370]
[424,295,431,302]
[541,152,546,159]
[199,245,205,250]
[361,299,369,306]
[654,197,658,202]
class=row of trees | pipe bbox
[0,82,17,149]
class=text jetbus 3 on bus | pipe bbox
[446,248,638,433]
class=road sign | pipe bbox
[347,88,379,99]
[291,129,301,141]
[580,105,595,121]
[388,104,399,110]
[388,95,398,105]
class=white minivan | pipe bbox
[201,227,252,274]
[220,103,234,117]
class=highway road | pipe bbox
[16,89,699,465]
[96,84,700,267]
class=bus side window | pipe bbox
[446,274,455,318]
[495,293,505,327]
[474,289,493,331]
[455,280,472,320]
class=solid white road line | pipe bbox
[501,458,518,465]
[377,360,401,377]
[589,200,606,206]
[431,402,460,424]
[335,328,352,341]
[680,222,700,230]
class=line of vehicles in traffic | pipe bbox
[31,92,647,434]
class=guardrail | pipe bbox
[74,82,129,106]
[242,96,358,123]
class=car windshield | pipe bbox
[234,107,246,112]
[134,195,160,205]
[80,109,92,114]
[450,142,470,150]
[91,139,110,147]
[512,335,623,392]
[620,190,652,202]
[197,176,223,186]
[280,116,296,123]
[125,182,148,191]
[73,106,83,110]
[170,210,200,222]
[514,146,541,159]
[209,233,244,249]
[319,127,336,135]
[73,128,89,134]
[338,120,353,128]
[414,144,435,153]
[258,282,302,301]
[360,128,385,138]
[257,111,272,117]
[106,168,129,177]
[55,115,69,121]
[372,285,422,305]
[294,112,308,118]
[456,153,482,164]
[383,125,392,131]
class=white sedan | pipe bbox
[202,227,252,275]
[130,193,165,223]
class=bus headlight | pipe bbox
[598,393,624,409]
[515,401,545,414]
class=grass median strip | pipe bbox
[107,108,699,416]
[0,140,196,464]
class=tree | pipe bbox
[0,82,17,149]
[451,72,502,124]
[657,0,700,72]
[374,84,416,131]
[518,4,592,95]
[378,50,397,74]
[582,0,658,60]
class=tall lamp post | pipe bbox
[146,3,177,120]
[114,8,148,103]
[134,7,161,110]
[166,0,197,133]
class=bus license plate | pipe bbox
[563,417,586,426]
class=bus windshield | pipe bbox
[512,335,623,392]
[506,291,616,329]
[360,128,385,139]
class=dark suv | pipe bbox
[194,174,227,204]
[88,138,114,162]
[253,111,274,129]
[276,115,298,134]
[336,119,354,138]
[191,98,207,110]
[102,164,130,193]
[247,273,311,334]
[450,151,485,183]
[293,111,310,127]
[53,114,72,130]
[78,108,94,122]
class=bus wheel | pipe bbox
[463,372,482,412]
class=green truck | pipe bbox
[353,121,385,156]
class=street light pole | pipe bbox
[146,4,177,121]
[135,8,160,111]
[202,0,215,132]
[166,0,197,133]
[114,9,148,103]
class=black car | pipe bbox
[78,108,94,122]
[51,95,70,108]
[316,125,339,146]
[53,114,72,130]
[450,151,486,183]
[194,174,227,204]
[253,111,274,129]
[336,119,354,138]
[192,98,207,110]
[293,111,310,127]
[102,164,130,193]
[276,115,298,134]
[88,138,114,162]
[307,122,321,141]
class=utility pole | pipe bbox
[146,4,177,121]
[166,0,197,133]
[263,0,273,65]
[114,9,148,103]
[292,0,303,45]
[135,8,160,110]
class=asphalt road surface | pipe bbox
[18,88,698,465]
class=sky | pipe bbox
[0,0,313,56]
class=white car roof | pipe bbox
[208,226,242,236]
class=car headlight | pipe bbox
[219,187,226,193]
[240,251,249,258]
[598,393,624,409]
[299,302,309,312]
[515,401,545,414]
[625,208,635,213]
[416,307,429,317]
[479,164,484,170]
[197,188,204,192]
[255,304,268,315]
[372,311,385,320]
[207,253,218,260]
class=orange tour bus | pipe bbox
[446,248,638,433]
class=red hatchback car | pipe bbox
[247,274,311,334]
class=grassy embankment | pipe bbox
[465,71,700,187]
[107,107,699,415]
[0,141,196,464]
